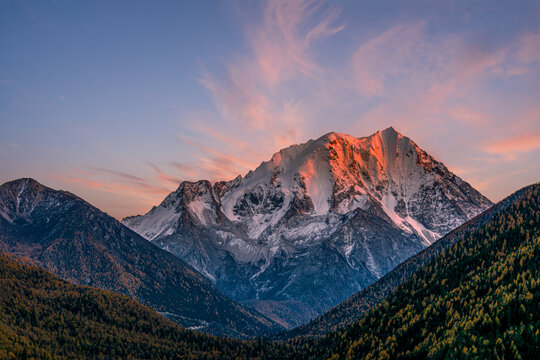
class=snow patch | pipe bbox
[187,199,213,226]
[16,179,28,214]
[123,205,181,241]
[298,158,332,215]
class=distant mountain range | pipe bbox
[123,127,492,326]
[0,178,279,337]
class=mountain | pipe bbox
[285,183,538,338]
[0,178,280,338]
[0,253,299,359]
[306,182,540,359]
[1,182,537,359]
[123,127,492,325]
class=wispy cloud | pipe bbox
[483,132,540,158]
[192,3,540,200]
[53,168,170,196]
[5,1,539,218]
[198,0,344,152]
[47,2,540,216]
[49,171,169,218]
[85,167,150,184]
[147,163,183,187]
[170,162,201,179]
[176,134,259,180]
[448,106,491,126]
[349,23,540,146]
[248,0,344,86]
[351,20,511,107]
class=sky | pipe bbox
[1,0,539,219]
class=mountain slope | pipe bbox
[1,182,536,359]
[123,127,492,323]
[303,182,540,359]
[0,178,280,338]
[0,253,299,359]
[286,184,535,338]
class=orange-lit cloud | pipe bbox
[85,167,149,184]
[448,106,491,126]
[4,1,539,222]
[483,132,540,157]
[53,168,170,196]
[49,167,175,218]
[56,5,540,218]
[249,0,344,86]
[347,24,540,141]
[147,163,183,187]
[176,134,259,180]
[170,162,201,179]
[192,6,540,210]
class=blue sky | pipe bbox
[1,0,540,218]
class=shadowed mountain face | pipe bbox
[305,182,540,359]
[284,183,539,338]
[0,178,281,338]
[0,182,537,359]
[0,253,304,359]
[123,127,492,325]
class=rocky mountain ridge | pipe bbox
[0,178,280,337]
[123,127,492,325]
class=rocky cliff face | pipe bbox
[123,127,492,324]
[285,183,538,338]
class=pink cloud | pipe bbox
[176,135,260,181]
[415,40,508,108]
[250,0,344,86]
[178,135,257,169]
[170,162,203,180]
[349,19,519,109]
[86,167,149,184]
[53,168,170,196]
[49,171,171,218]
[448,106,491,126]
[348,22,526,141]
[483,132,540,156]
[190,5,539,207]
[516,32,540,64]
[198,0,344,153]
[147,163,183,187]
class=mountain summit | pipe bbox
[123,128,492,326]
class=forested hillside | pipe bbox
[0,178,279,338]
[0,183,537,359]
[0,254,298,360]
[288,184,532,338]
[307,183,540,359]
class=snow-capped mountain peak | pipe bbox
[206,127,465,245]
[122,127,492,320]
